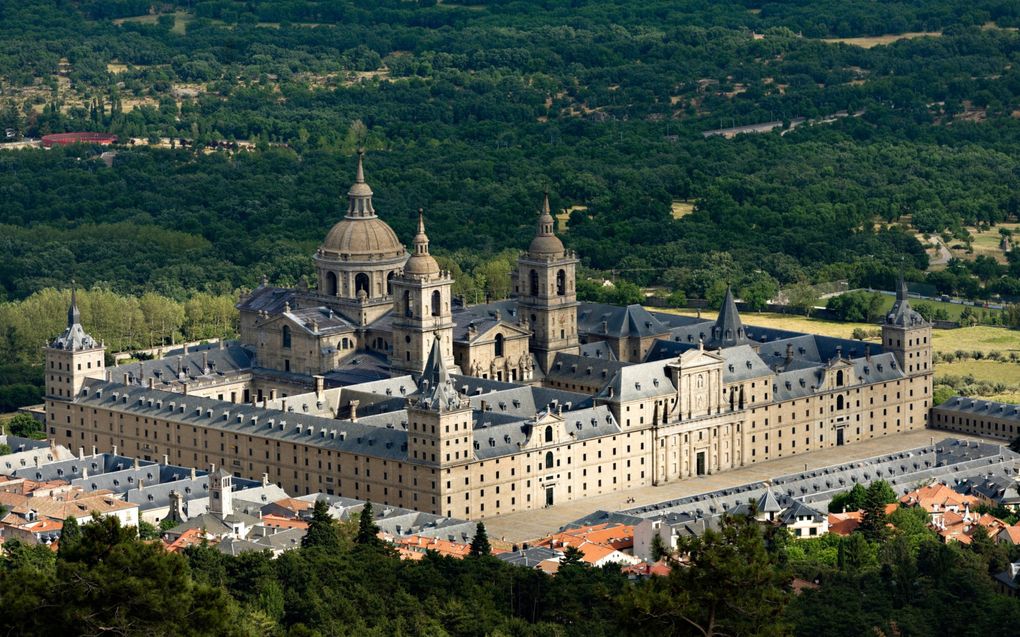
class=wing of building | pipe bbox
[44,156,934,520]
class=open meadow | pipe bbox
[654,307,1020,403]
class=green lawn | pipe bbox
[875,294,1000,321]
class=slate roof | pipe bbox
[450,300,524,343]
[596,360,675,402]
[237,286,297,315]
[886,276,927,328]
[719,346,773,383]
[577,304,671,339]
[109,343,253,386]
[579,341,617,360]
[707,287,749,349]
[411,340,467,412]
[937,396,1020,422]
[50,291,100,351]
[497,546,561,567]
[546,352,626,389]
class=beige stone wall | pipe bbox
[931,403,1017,442]
[390,273,454,374]
[455,328,532,382]
[45,347,105,400]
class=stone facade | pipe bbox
[43,156,935,520]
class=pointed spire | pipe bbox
[710,286,747,348]
[346,150,375,218]
[896,273,909,301]
[413,208,429,255]
[414,336,464,411]
[355,149,365,183]
[403,208,440,277]
[68,281,81,328]
[887,273,925,326]
[528,191,565,257]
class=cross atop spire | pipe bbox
[346,150,376,218]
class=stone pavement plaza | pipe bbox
[483,429,994,543]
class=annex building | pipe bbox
[45,154,934,520]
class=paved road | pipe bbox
[482,429,995,544]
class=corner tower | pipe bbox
[44,287,105,400]
[390,211,456,374]
[406,339,473,470]
[515,193,579,372]
[882,276,932,375]
[313,152,408,325]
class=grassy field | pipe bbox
[821,32,941,48]
[113,11,191,35]
[947,223,1020,264]
[656,308,875,339]
[671,200,696,220]
[654,307,1020,355]
[874,294,1001,321]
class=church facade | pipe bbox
[44,155,934,520]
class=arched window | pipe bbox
[836,370,844,387]
[282,325,292,349]
[529,270,539,297]
[325,272,338,296]
[836,395,845,410]
[386,271,395,295]
[403,290,412,318]
[545,451,554,469]
[494,333,505,357]
[556,269,566,295]
[544,426,553,443]
[431,290,441,317]
[355,273,370,297]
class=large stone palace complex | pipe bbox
[44,154,934,519]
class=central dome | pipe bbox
[320,217,406,261]
[317,152,406,262]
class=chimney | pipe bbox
[138,479,144,491]
[78,447,84,461]
[281,398,287,411]
[836,345,842,359]
[202,352,209,374]
[91,446,97,456]
[314,375,325,399]
[480,400,488,413]
[163,454,169,465]
[148,377,155,390]
[350,400,360,422]
[784,343,793,367]
[601,320,608,334]
[262,473,269,487]
[112,445,118,456]
[133,457,140,470]
[190,467,197,480]
[865,345,872,362]
[123,373,130,385]
[183,343,189,354]
[270,389,277,401]
[218,339,225,350]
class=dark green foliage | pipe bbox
[355,500,380,546]
[5,414,45,440]
[858,481,894,541]
[469,521,492,557]
[825,291,885,323]
[137,520,160,540]
[619,512,792,636]
[301,499,344,550]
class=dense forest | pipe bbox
[2,0,1020,402]
[2,494,1019,636]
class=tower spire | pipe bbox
[68,281,81,328]
[897,273,909,301]
[346,150,375,218]
[528,191,565,257]
[413,208,429,256]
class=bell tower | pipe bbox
[406,339,473,468]
[515,193,579,372]
[44,287,105,401]
[390,211,456,374]
[882,276,932,375]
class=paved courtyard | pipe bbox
[483,429,997,543]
